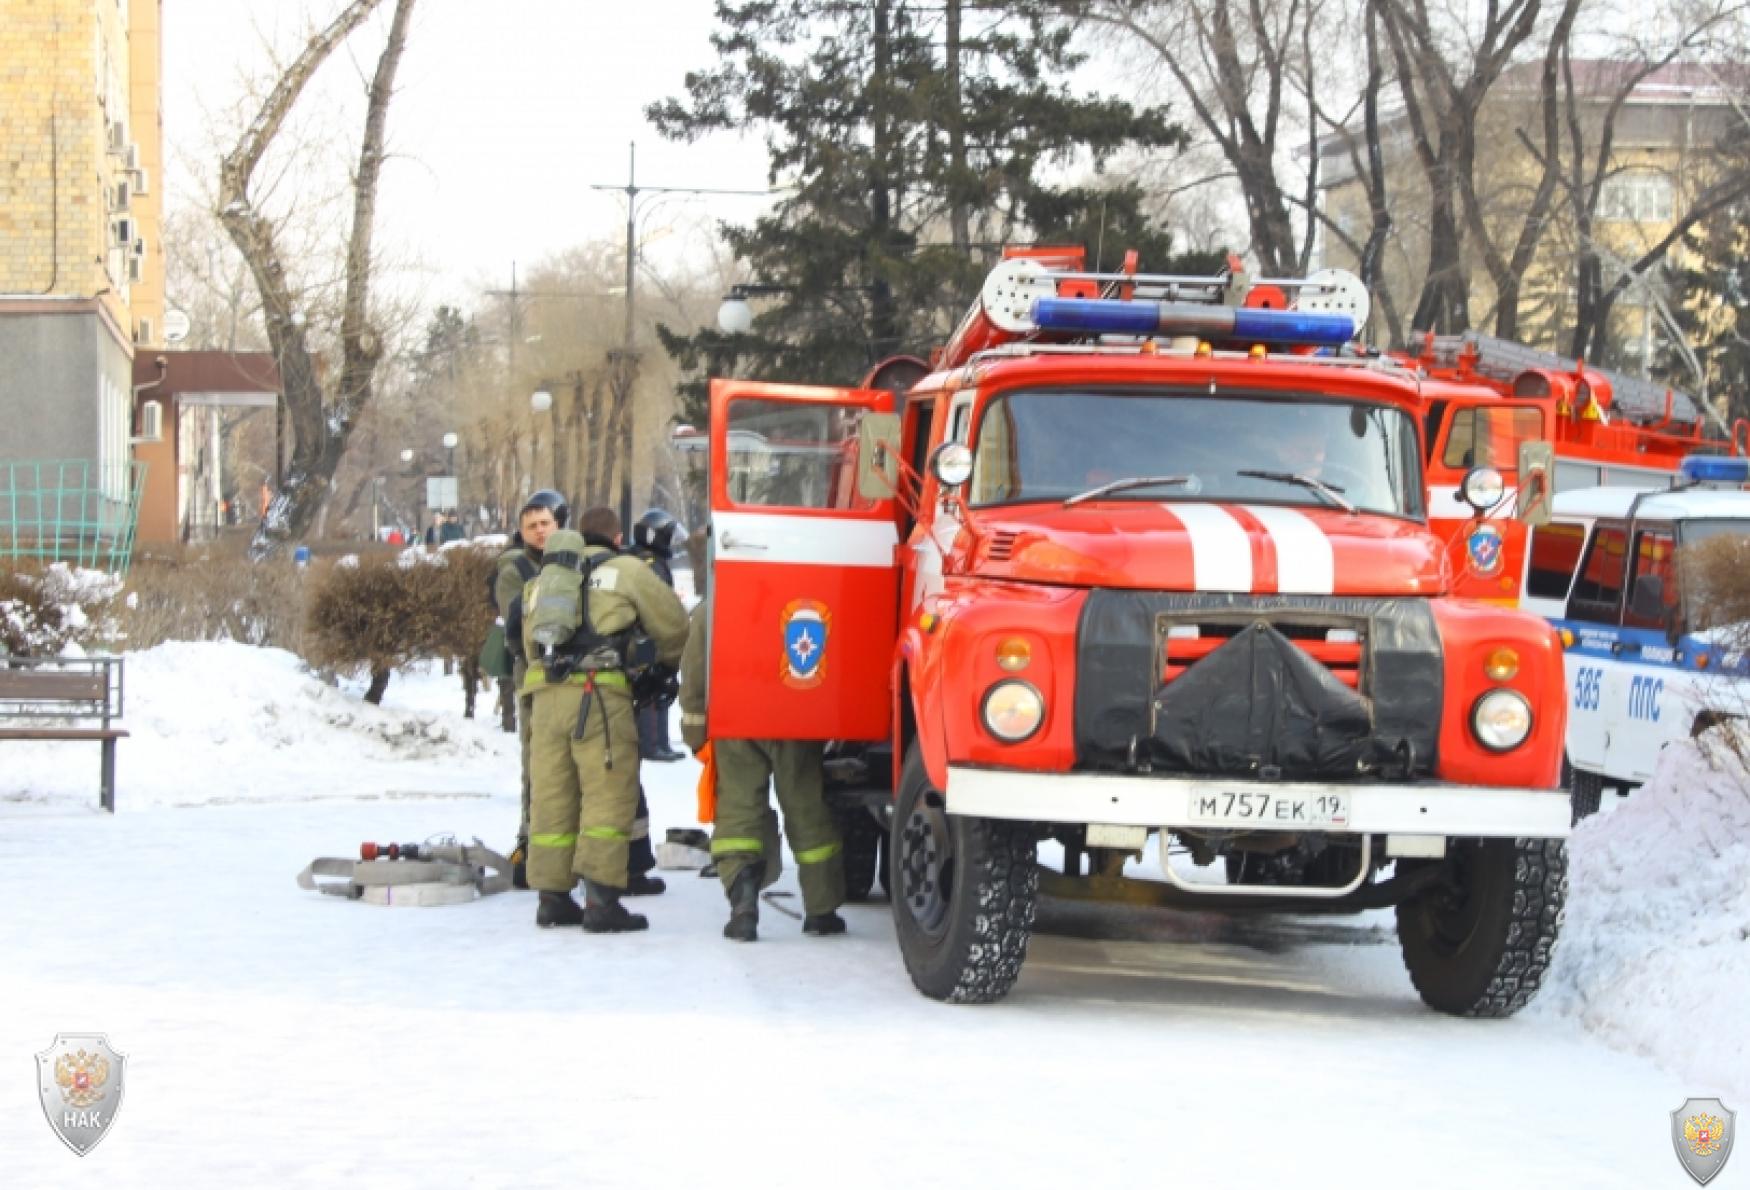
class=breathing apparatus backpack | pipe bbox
[522,529,634,682]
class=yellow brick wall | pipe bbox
[127,0,163,346]
[0,0,145,344]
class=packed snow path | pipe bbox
[0,647,1737,1185]
[0,800,1709,1185]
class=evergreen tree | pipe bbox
[648,0,1220,425]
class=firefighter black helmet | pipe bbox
[519,489,569,528]
[633,508,683,557]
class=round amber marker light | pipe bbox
[996,638,1031,672]
[1484,647,1520,681]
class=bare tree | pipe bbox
[1371,0,1547,333]
[1087,0,1327,275]
[218,0,417,557]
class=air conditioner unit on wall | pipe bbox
[131,235,146,259]
[131,166,149,196]
[107,121,126,153]
[112,217,134,246]
[111,181,130,212]
[123,143,141,172]
[133,399,164,444]
[127,257,144,286]
[135,316,153,344]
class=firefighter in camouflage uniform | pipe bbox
[515,507,688,932]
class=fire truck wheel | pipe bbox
[891,746,1037,1003]
[1565,758,1603,824]
[1395,837,1567,1018]
[839,810,883,903]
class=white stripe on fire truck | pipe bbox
[1166,503,1252,592]
[1241,505,1335,594]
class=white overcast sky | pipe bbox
[163,0,777,304]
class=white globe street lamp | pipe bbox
[530,389,553,414]
[716,297,754,335]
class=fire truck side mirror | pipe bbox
[1515,440,1555,527]
[931,442,974,489]
[856,413,903,500]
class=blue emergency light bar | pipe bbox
[1031,298,1356,346]
[1679,454,1750,484]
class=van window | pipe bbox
[1441,406,1544,470]
[1567,523,1629,624]
[1526,521,1587,600]
[1622,528,1677,630]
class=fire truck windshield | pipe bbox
[969,389,1424,519]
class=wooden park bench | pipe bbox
[0,657,127,812]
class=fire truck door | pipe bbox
[706,380,901,741]
[1428,401,1547,599]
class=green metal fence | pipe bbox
[0,460,146,575]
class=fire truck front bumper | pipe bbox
[943,767,1571,840]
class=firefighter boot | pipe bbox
[723,863,763,942]
[535,890,583,928]
[625,872,667,896]
[581,880,649,933]
[802,911,847,936]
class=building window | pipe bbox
[1599,171,1674,222]
[100,375,130,501]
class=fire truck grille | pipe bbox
[1160,620,1363,690]
[1074,591,1443,781]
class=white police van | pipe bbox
[1519,455,1750,818]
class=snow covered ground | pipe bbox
[2,643,1745,1186]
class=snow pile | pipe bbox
[0,639,515,809]
[1543,735,1750,1101]
[0,562,123,656]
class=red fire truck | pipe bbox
[701,248,1571,1016]
[1398,331,1742,606]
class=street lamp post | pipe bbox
[591,142,771,530]
[530,389,553,490]
[400,448,420,538]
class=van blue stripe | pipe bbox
[1547,618,1750,676]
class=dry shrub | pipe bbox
[121,554,315,653]
[427,543,502,718]
[0,561,125,656]
[1681,534,1750,637]
[1679,534,1750,774]
[305,557,449,704]
[304,545,500,708]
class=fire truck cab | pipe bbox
[702,251,1572,1016]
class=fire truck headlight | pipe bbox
[932,442,974,488]
[982,680,1044,743]
[1461,467,1507,512]
[1471,689,1533,752]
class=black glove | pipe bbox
[632,663,679,707]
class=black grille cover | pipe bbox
[1074,592,1443,780]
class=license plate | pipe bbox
[1187,790,1350,828]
